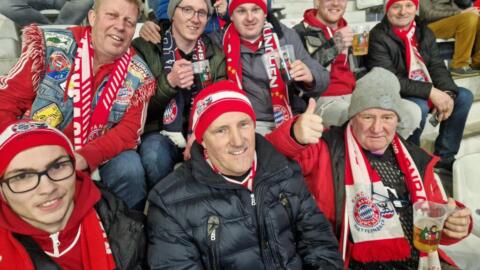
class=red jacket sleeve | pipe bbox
[0,25,45,126]
[266,118,337,226]
[77,78,155,170]
[266,117,325,176]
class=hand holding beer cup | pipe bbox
[412,201,450,253]
[351,25,369,56]
[442,198,471,239]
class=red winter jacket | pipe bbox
[0,26,155,170]
[266,118,471,268]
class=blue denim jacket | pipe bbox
[29,28,153,131]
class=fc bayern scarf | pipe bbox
[67,27,132,150]
[0,174,116,270]
[161,28,212,147]
[223,22,292,126]
[205,150,257,191]
[342,122,443,269]
[392,22,431,83]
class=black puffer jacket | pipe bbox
[147,135,343,270]
[367,16,457,100]
[14,186,146,270]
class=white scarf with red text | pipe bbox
[67,28,132,150]
[343,122,441,269]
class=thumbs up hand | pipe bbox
[293,98,324,144]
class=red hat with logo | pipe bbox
[191,80,256,144]
[0,120,74,177]
[228,0,267,16]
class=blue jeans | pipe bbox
[139,132,183,189]
[99,150,146,210]
[0,0,93,26]
[406,87,473,159]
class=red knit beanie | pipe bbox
[385,0,418,12]
[0,120,75,177]
[228,0,267,16]
[191,80,256,144]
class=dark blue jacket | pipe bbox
[147,134,343,270]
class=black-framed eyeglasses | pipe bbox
[1,159,74,193]
[370,182,410,211]
[176,5,209,20]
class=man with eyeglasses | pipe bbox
[139,0,329,136]
[266,67,472,269]
[132,0,226,188]
[0,0,156,211]
[0,120,145,269]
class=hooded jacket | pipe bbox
[0,171,146,270]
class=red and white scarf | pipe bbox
[342,122,444,269]
[392,22,431,83]
[223,22,292,126]
[67,27,132,150]
[205,150,257,191]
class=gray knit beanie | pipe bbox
[168,0,213,20]
[348,67,403,121]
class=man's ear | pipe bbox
[88,9,96,27]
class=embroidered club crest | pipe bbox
[47,51,71,81]
[11,121,48,133]
[163,99,178,125]
[353,192,381,228]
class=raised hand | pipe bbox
[293,98,324,144]
[139,21,162,44]
[167,59,195,89]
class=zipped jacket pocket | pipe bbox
[207,215,220,270]
[279,193,296,239]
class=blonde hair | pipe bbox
[92,0,142,16]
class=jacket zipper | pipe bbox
[254,183,281,270]
[49,232,61,256]
[207,215,220,270]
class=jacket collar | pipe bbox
[190,134,293,189]
[379,15,427,46]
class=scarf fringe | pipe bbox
[351,238,411,262]
[21,24,45,91]
[129,77,155,108]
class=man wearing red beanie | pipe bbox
[0,120,145,269]
[0,0,155,211]
[212,0,330,135]
[146,80,343,269]
[367,0,473,173]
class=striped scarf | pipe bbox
[67,27,132,150]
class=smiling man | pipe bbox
[215,0,329,135]
[132,0,226,188]
[0,0,155,210]
[367,0,473,172]
[266,67,472,269]
[0,120,145,269]
[146,80,343,270]
[294,0,421,140]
